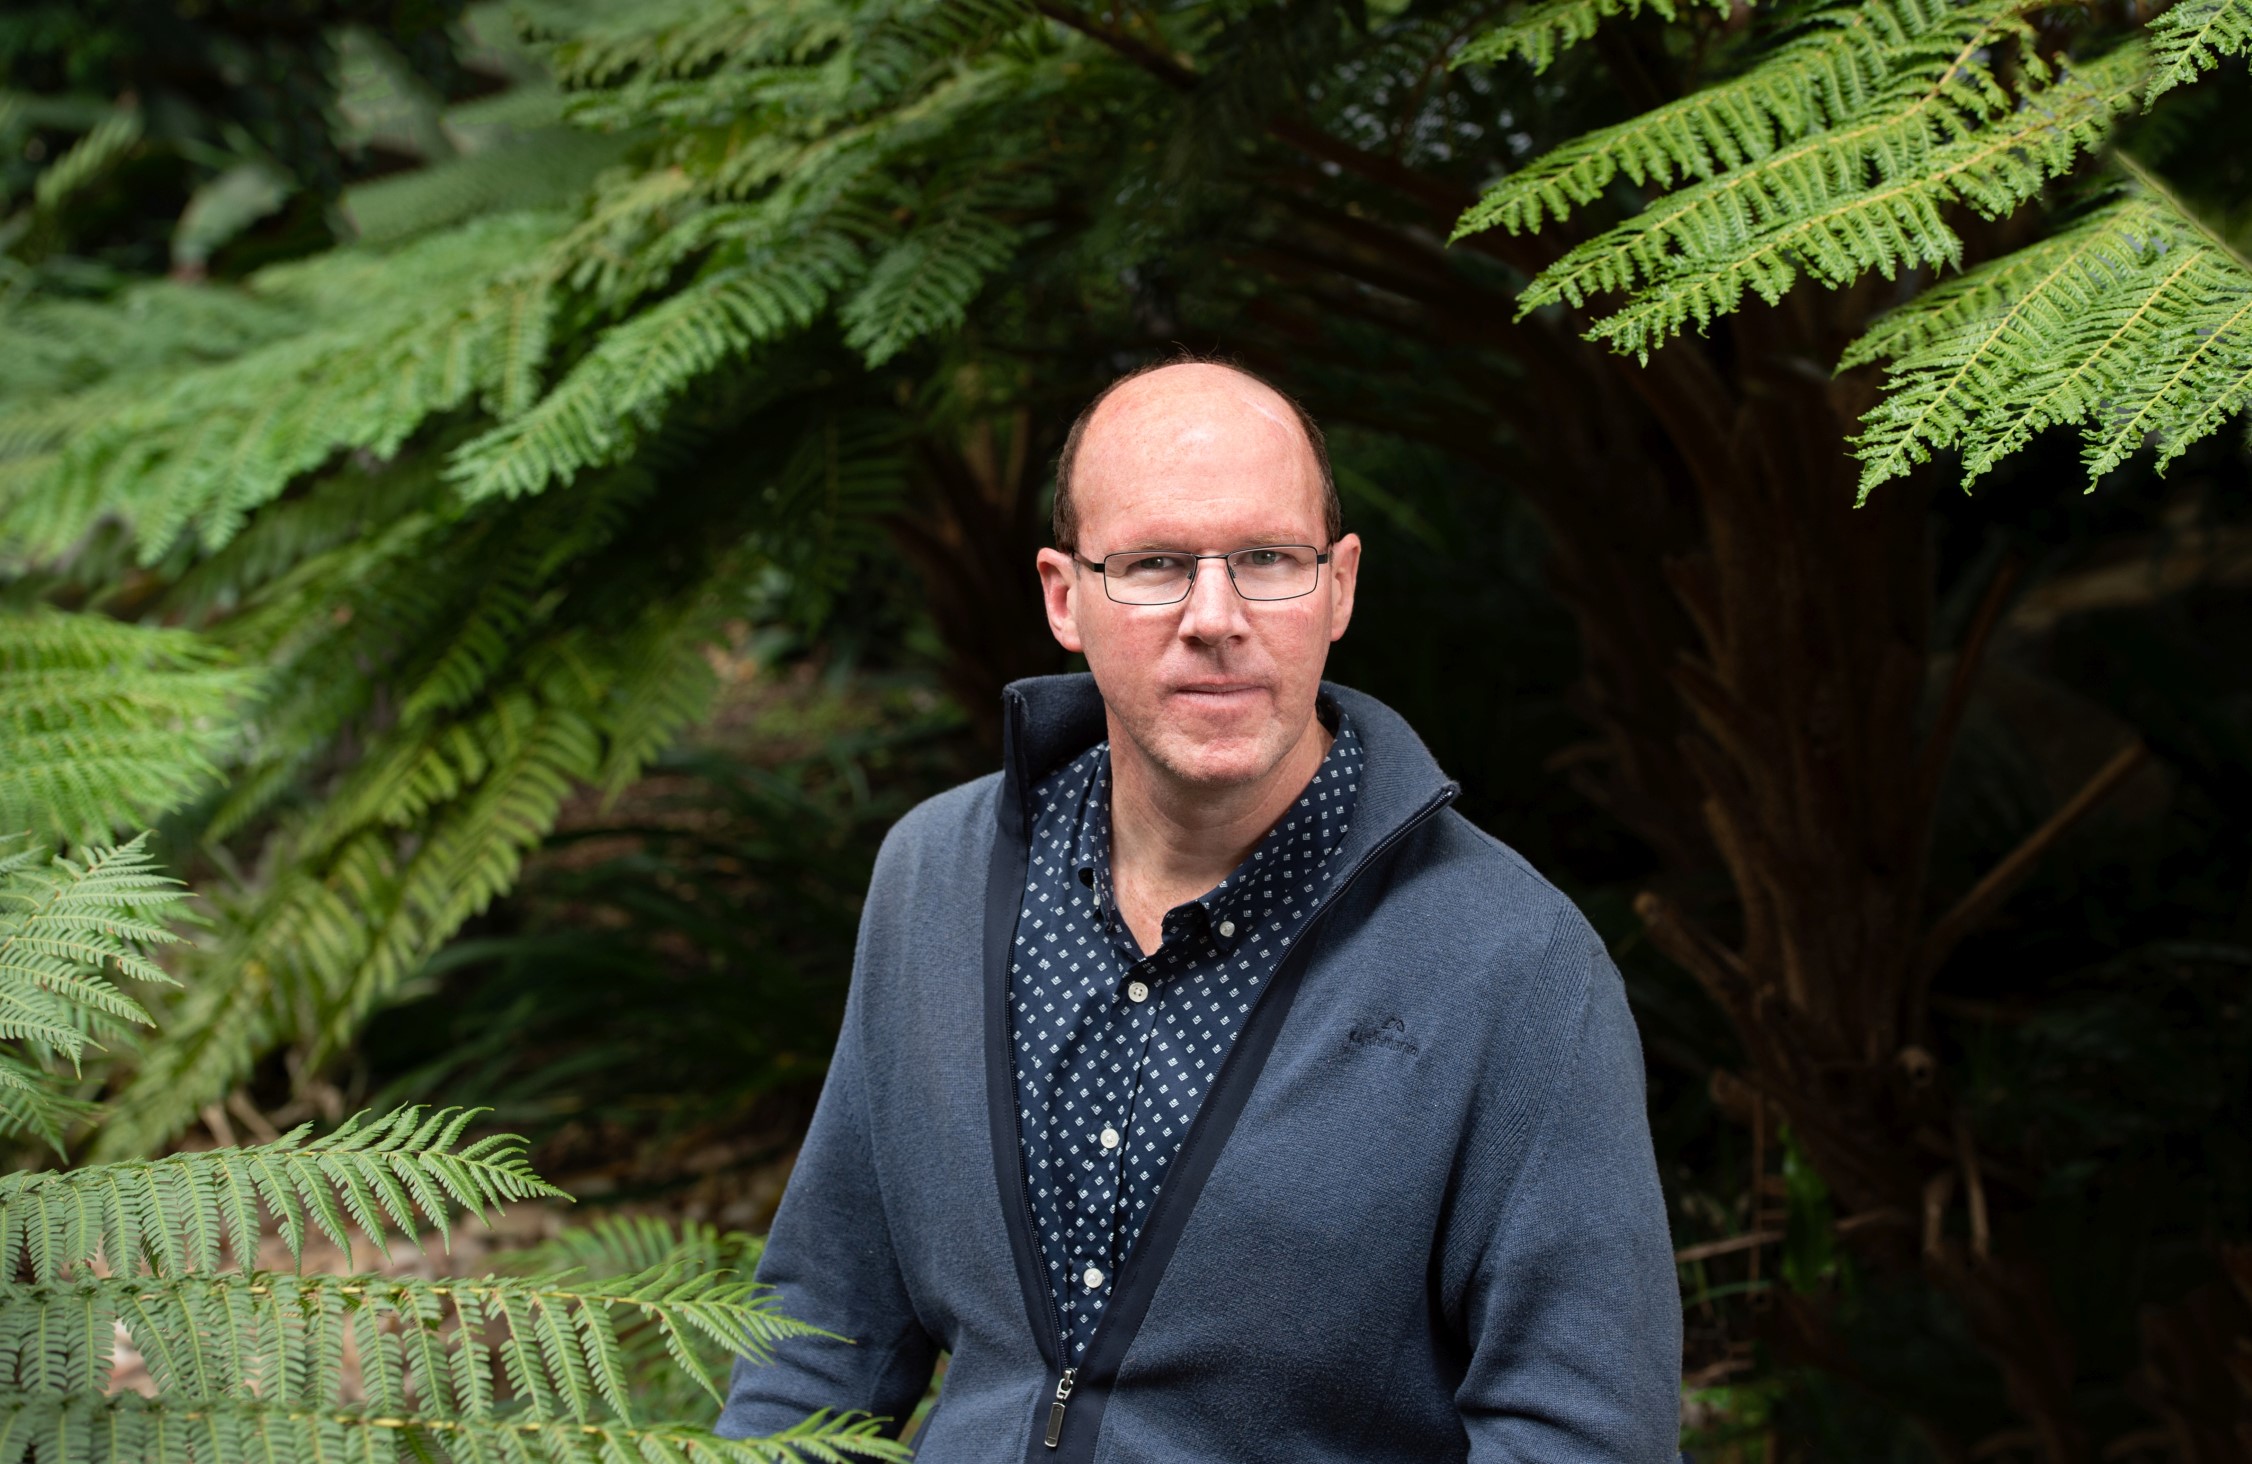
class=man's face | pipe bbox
[1036,365,1361,791]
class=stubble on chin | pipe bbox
[1124,714,1293,796]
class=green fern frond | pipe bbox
[5,1106,556,1279]
[1454,0,1731,74]
[0,279,300,404]
[0,612,246,846]
[86,862,343,1161]
[497,1215,779,1418]
[2,213,563,566]
[28,108,142,216]
[1526,41,2146,358]
[0,835,185,1148]
[0,1395,909,1464]
[2144,0,2252,102]
[2,1265,826,1416]
[0,1078,98,1157]
[0,835,182,1030]
[592,594,727,799]
[1454,0,2010,236]
[1848,177,2252,494]
[841,185,1030,366]
[449,232,863,503]
[512,1214,764,1282]
[344,125,634,247]
[750,413,908,624]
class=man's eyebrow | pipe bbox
[1110,533,1314,550]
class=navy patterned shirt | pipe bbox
[1009,712,1363,1361]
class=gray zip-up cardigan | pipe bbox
[717,675,1682,1462]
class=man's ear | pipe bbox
[1326,532,1362,643]
[1036,548,1086,653]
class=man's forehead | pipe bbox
[1085,363,1302,446]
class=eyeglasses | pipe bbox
[1074,544,1331,605]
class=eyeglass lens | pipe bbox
[1101,546,1322,604]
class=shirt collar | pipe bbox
[1069,715,1361,960]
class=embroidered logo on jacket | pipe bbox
[1347,1015,1419,1054]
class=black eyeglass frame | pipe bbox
[1071,544,1333,605]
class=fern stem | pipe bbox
[2110,148,2252,275]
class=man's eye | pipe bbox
[1240,550,1284,568]
[1120,555,1185,575]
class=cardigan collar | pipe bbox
[993,672,1456,872]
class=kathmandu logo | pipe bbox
[1347,1015,1418,1055]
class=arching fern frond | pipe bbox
[1,1265,827,1417]
[1846,174,2252,493]
[499,1216,777,1416]
[1,1106,556,1281]
[1,213,564,566]
[2144,0,2252,102]
[96,476,751,1156]
[839,171,1042,366]
[513,1213,764,1283]
[448,231,864,504]
[0,835,183,1149]
[1517,39,2147,358]
[1455,0,1732,73]
[0,612,245,846]
[26,107,142,218]
[0,1395,907,1464]
[1453,0,2014,236]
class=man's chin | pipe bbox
[1143,728,1286,791]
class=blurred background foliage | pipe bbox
[2,0,2250,1458]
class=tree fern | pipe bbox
[1,1266,822,1410]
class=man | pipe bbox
[718,360,1681,1461]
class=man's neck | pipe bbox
[1105,712,1332,951]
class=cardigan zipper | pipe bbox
[1042,1367,1079,1448]
[1025,782,1457,1456]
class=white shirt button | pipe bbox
[1083,1266,1105,1289]
[1100,1126,1120,1149]
[1218,919,1235,937]
[1127,980,1150,1003]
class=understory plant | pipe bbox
[0,834,905,1462]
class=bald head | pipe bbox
[1053,360,1340,555]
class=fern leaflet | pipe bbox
[2144,0,2252,101]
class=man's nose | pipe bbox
[1176,557,1249,644]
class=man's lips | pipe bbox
[1171,683,1263,698]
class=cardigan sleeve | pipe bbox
[1450,914,1683,1464]
[714,941,938,1441]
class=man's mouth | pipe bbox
[1173,682,1262,700]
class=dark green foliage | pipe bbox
[1450,0,2252,489]
[357,680,970,1139]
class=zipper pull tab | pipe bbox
[1043,1367,1079,1449]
